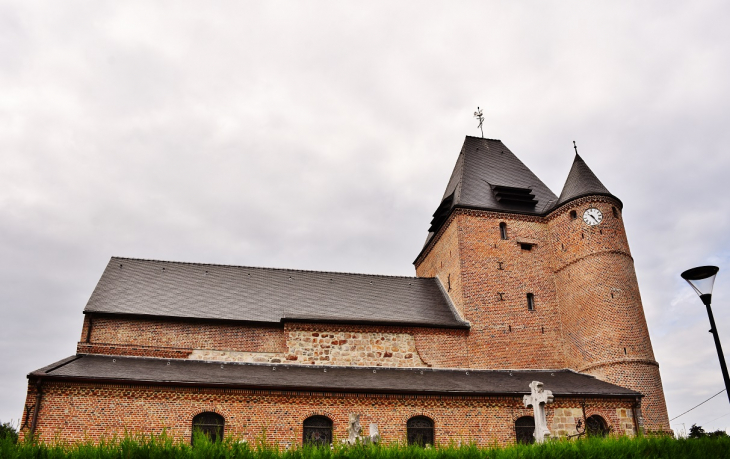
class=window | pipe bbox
[612,206,619,218]
[515,416,535,444]
[520,243,532,251]
[586,415,609,437]
[192,412,224,444]
[407,416,434,446]
[303,416,333,446]
[527,293,535,311]
[499,222,508,240]
[569,210,577,219]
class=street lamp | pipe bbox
[681,265,730,404]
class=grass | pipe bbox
[1,434,730,459]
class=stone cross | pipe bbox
[523,381,554,443]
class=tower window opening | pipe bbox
[499,222,508,240]
[527,293,535,311]
[624,347,627,355]
[541,326,544,334]
[520,243,532,251]
[570,210,577,219]
[612,207,619,218]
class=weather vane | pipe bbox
[573,140,578,155]
[474,107,484,138]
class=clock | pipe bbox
[583,208,603,226]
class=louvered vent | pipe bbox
[428,192,455,233]
[491,185,537,206]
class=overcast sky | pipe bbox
[2,1,730,436]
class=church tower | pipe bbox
[548,153,670,432]
[414,136,670,432]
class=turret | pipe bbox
[548,153,670,432]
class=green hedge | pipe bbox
[2,434,729,459]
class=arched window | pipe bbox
[586,415,609,437]
[303,415,333,446]
[192,412,224,444]
[499,222,508,240]
[407,416,434,446]
[515,416,535,444]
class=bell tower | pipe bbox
[415,137,670,432]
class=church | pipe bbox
[20,136,671,446]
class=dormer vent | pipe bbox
[490,185,537,206]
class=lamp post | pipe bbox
[681,265,730,404]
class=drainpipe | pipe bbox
[631,397,642,436]
[29,379,43,440]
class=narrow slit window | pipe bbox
[612,207,619,218]
[499,222,508,240]
[527,293,535,311]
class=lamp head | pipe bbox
[681,265,720,305]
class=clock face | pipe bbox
[583,208,603,226]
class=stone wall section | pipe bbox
[285,329,426,367]
[19,380,638,446]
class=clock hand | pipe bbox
[590,215,598,223]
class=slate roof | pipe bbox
[556,154,621,208]
[84,257,469,328]
[421,137,559,249]
[442,136,559,215]
[419,137,621,256]
[31,354,641,398]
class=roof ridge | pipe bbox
[110,256,423,280]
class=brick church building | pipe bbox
[20,136,670,445]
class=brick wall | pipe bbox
[78,318,469,369]
[79,315,286,359]
[547,197,669,431]
[20,380,638,446]
[414,199,670,432]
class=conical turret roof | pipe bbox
[556,154,620,208]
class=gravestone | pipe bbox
[523,381,554,443]
[345,413,362,445]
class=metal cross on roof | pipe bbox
[474,107,484,138]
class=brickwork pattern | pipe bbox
[20,380,637,446]
[414,199,670,431]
